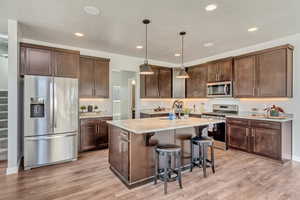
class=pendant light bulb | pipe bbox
[140,19,154,75]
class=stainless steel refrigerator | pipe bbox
[24,75,78,170]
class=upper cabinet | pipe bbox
[207,58,233,83]
[234,45,293,98]
[186,64,208,98]
[79,56,110,98]
[140,65,172,98]
[20,43,80,78]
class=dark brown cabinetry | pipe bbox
[207,58,233,83]
[234,45,293,98]
[186,64,208,98]
[80,117,112,152]
[227,118,292,161]
[140,65,172,98]
[20,43,80,78]
[79,56,110,98]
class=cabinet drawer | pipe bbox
[251,120,281,130]
[81,119,98,126]
[227,118,249,126]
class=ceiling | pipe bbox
[0,0,300,63]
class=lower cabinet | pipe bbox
[227,118,292,161]
[80,117,112,152]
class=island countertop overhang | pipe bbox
[107,117,224,134]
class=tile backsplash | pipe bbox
[79,99,112,114]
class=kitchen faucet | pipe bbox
[172,99,184,119]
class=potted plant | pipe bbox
[94,105,99,113]
[264,105,284,117]
[183,108,191,119]
[80,105,87,113]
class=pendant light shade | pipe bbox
[176,31,189,79]
[140,19,154,75]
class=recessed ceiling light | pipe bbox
[205,4,217,11]
[204,42,214,47]
[248,27,259,32]
[136,45,143,49]
[174,53,181,57]
[74,32,84,37]
[84,6,100,15]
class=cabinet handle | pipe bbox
[246,129,249,137]
[253,88,255,95]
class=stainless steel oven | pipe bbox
[207,81,232,97]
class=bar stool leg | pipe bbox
[164,153,169,195]
[154,149,158,185]
[190,140,193,172]
[177,151,183,189]
[211,145,215,174]
[199,143,202,169]
[202,144,207,178]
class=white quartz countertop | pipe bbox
[226,112,293,122]
[80,113,113,119]
[107,117,224,134]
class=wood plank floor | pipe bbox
[1,149,300,200]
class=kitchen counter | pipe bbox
[107,117,223,134]
[226,112,293,122]
[80,113,113,119]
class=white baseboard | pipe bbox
[6,157,21,175]
[292,155,300,162]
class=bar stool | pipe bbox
[154,144,183,195]
[176,134,193,165]
[190,136,215,178]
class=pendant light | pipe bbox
[176,31,189,79]
[140,19,154,75]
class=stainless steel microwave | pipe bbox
[207,81,232,97]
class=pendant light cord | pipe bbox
[145,23,148,63]
[181,33,184,68]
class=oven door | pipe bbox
[207,81,232,97]
[208,122,227,150]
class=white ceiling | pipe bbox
[1,0,300,63]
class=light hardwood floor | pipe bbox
[1,149,300,200]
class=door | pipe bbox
[80,120,97,151]
[256,49,287,97]
[54,52,79,78]
[227,124,249,151]
[234,56,256,97]
[24,76,53,137]
[94,60,109,98]
[207,63,218,83]
[218,59,232,82]
[79,57,94,97]
[186,64,207,98]
[145,67,159,97]
[158,68,172,98]
[24,132,77,169]
[25,47,53,76]
[53,77,78,134]
[252,128,281,159]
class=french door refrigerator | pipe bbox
[24,75,78,170]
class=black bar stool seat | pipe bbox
[190,136,215,178]
[154,144,183,195]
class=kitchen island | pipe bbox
[107,117,223,188]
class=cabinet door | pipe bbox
[252,128,281,159]
[256,49,287,97]
[233,56,256,97]
[218,59,232,82]
[54,52,79,78]
[145,68,159,98]
[79,57,94,98]
[227,124,249,151]
[20,46,26,76]
[94,60,109,98]
[25,47,53,76]
[207,63,218,83]
[80,120,97,151]
[158,68,172,98]
[186,64,207,98]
